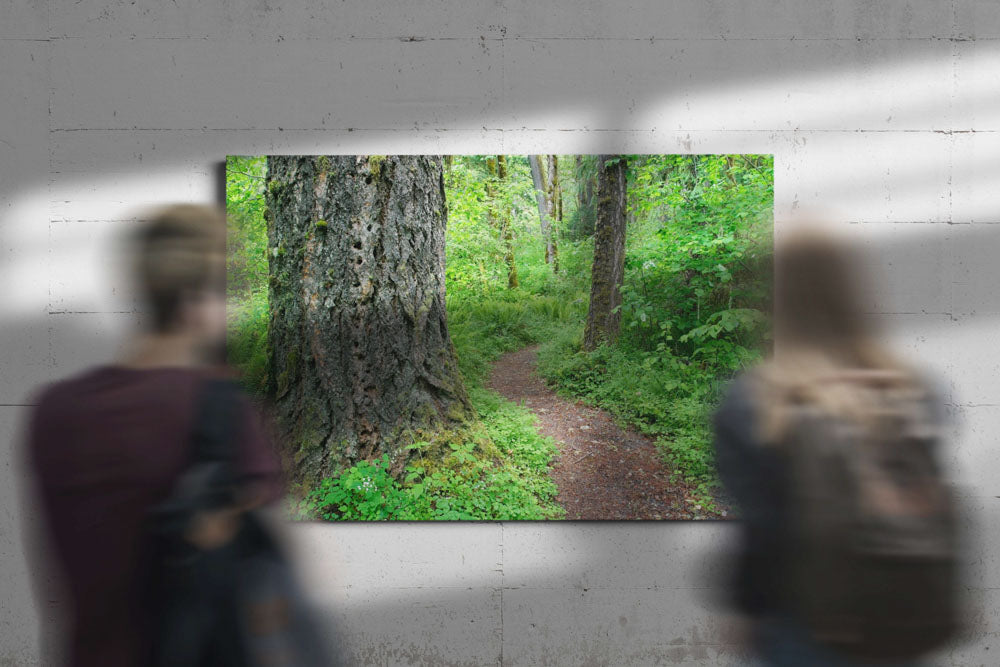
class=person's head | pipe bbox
[757,224,919,441]
[131,204,227,354]
[772,225,871,360]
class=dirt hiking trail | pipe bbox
[487,346,721,520]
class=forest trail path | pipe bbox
[487,346,709,520]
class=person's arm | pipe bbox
[714,376,785,617]
[233,395,284,507]
[184,389,283,550]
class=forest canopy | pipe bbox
[227,153,773,520]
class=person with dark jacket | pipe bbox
[26,205,282,666]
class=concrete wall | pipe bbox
[2,2,998,664]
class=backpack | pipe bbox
[145,378,338,666]
[777,374,960,661]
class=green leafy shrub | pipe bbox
[228,154,773,518]
[227,289,269,396]
[301,387,564,520]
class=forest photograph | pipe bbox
[226,154,773,520]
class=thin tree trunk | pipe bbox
[485,157,499,230]
[583,155,628,351]
[265,155,472,484]
[573,155,582,237]
[576,155,597,238]
[529,155,554,265]
[546,155,560,273]
[556,164,564,225]
[496,155,519,289]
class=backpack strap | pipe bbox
[191,378,242,462]
[186,377,243,510]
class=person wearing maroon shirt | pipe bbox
[26,204,282,666]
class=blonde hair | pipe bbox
[132,204,227,331]
[754,227,922,443]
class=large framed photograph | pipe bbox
[226,154,773,520]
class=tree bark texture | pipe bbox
[575,155,597,238]
[583,155,628,351]
[546,155,560,272]
[265,155,472,483]
[484,157,500,230]
[528,155,555,266]
[496,155,519,289]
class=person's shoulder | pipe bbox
[713,371,765,436]
[26,367,122,458]
[717,371,760,414]
[910,369,946,401]
[29,366,113,413]
[903,368,949,427]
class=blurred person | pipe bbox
[25,205,328,666]
[714,226,962,666]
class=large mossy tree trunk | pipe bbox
[583,155,628,351]
[265,155,472,484]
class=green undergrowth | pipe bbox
[227,281,578,521]
[227,289,269,396]
[300,386,563,520]
[536,327,744,511]
[447,293,586,385]
[227,154,772,519]
[294,287,584,521]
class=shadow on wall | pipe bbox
[3,28,999,664]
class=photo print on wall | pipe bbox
[226,154,773,520]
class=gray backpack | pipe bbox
[779,376,960,660]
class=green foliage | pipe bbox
[536,330,723,504]
[226,156,268,299]
[619,154,772,367]
[305,454,402,521]
[443,155,538,296]
[532,154,773,507]
[227,289,269,396]
[227,153,773,518]
[226,156,272,395]
[301,235,588,520]
[447,290,585,388]
[566,155,598,239]
[301,386,564,520]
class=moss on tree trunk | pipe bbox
[529,155,556,268]
[266,155,472,486]
[496,155,519,289]
[584,155,628,351]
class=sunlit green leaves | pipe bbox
[444,155,538,296]
[225,156,268,300]
[616,154,773,367]
[303,386,564,521]
[228,153,773,518]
